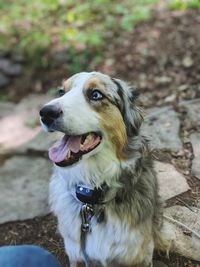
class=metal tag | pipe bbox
[81,204,94,232]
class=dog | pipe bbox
[40,72,171,267]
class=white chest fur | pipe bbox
[49,167,153,266]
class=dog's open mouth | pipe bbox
[48,132,102,167]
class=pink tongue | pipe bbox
[48,135,82,163]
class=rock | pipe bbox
[190,133,200,179]
[0,156,52,223]
[0,101,15,118]
[142,106,182,152]
[155,161,190,200]
[15,93,52,113]
[0,112,41,151]
[0,73,9,87]
[182,56,193,68]
[179,99,200,129]
[0,59,22,76]
[197,200,200,209]
[153,261,168,267]
[178,84,188,91]
[164,205,200,261]
[19,130,62,155]
[155,76,172,85]
[7,63,22,76]
[165,205,200,234]
[164,94,176,103]
[0,94,52,152]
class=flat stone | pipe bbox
[142,106,182,152]
[164,205,200,261]
[0,59,22,76]
[15,93,52,113]
[19,130,62,154]
[0,112,41,151]
[0,59,10,72]
[0,94,52,152]
[0,101,15,118]
[190,133,200,179]
[0,156,52,223]
[179,99,200,129]
[0,73,9,87]
[155,161,190,200]
[7,63,22,76]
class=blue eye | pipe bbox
[58,88,65,97]
[90,90,104,101]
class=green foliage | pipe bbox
[169,0,200,9]
[0,94,10,102]
[0,0,160,69]
[47,87,59,97]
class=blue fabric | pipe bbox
[0,245,62,267]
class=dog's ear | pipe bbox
[111,78,143,137]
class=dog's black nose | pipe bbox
[40,105,62,126]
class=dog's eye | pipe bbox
[90,90,104,101]
[58,88,65,97]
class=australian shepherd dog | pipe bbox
[40,72,171,267]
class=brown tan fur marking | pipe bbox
[84,77,127,159]
[63,76,75,92]
[134,227,153,266]
[98,102,127,160]
[84,77,107,94]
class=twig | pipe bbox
[176,197,195,212]
[163,214,200,240]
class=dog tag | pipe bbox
[81,204,94,232]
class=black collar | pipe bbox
[76,183,108,205]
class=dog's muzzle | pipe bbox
[40,104,62,130]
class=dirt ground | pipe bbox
[0,7,200,267]
[100,8,200,108]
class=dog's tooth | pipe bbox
[83,135,91,145]
[83,139,88,146]
[88,134,94,141]
[68,150,71,158]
